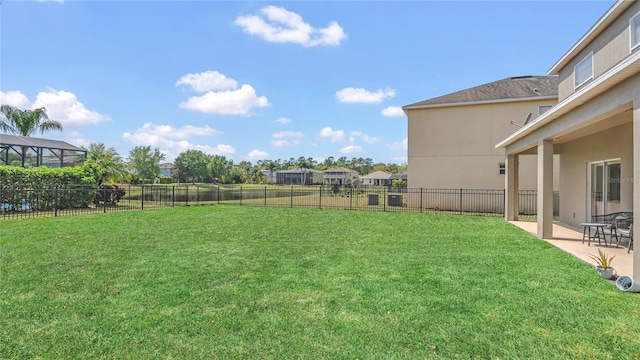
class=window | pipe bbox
[631,11,640,51]
[499,163,505,175]
[574,52,593,89]
[608,163,621,202]
[538,105,552,115]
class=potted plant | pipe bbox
[588,249,616,280]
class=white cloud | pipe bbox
[178,84,269,116]
[247,149,269,161]
[1,89,110,128]
[0,90,31,108]
[65,131,91,148]
[176,71,238,92]
[318,126,344,143]
[387,137,408,151]
[339,145,364,154]
[33,89,111,127]
[273,130,303,138]
[381,106,405,117]
[122,122,231,162]
[271,130,303,147]
[271,140,290,147]
[234,5,346,47]
[122,123,222,146]
[336,87,396,104]
[273,117,292,124]
[349,131,381,144]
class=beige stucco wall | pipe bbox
[558,2,640,100]
[408,99,557,190]
[559,122,634,227]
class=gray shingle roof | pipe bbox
[404,75,558,108]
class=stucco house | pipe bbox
[323,167,359,185]
[496,0,640,276]
[404,76,559,191]
[361,170,391,186]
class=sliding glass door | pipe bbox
[589,160,621,217]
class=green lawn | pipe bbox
[1,206,639,359]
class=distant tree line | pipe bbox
[82,145,407,185]
[0,105,406,186]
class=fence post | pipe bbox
[141,185,144,210]
[186,186,189,206]
[290,186,293,208]
[172,186,175,207]
[264,186,267,207]
[319,185,322,209]
[217,186,220,204]
[196,186,200,205]
[420,188,423,213]
[502,189,506,216]
[240,186,243,205]
[101,186,107,213]
[384,187,387,212]
[54,185,59,217]
[459,188,463,215]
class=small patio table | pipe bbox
[580,222,610,246]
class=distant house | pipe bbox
[159,163,175,177]
[389,171,408,187]
[323,167,359,185]
[260,169,277,184]
[276,169,324,185]
[403,75,559,190]
[361,171,391,186]
[0,134,87,168]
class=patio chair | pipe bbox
[615,223,633,253]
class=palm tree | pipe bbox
[83,142,126,185]
[0,105,63,167]
[0,105,62,136]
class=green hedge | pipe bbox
[0,165,99,211]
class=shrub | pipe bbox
[0,165,98,211]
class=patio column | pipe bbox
[505,154,519,221]
[633,104,640,278]
[537,139,553,238]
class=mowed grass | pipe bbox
[1,206,640,359]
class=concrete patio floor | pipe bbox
[509,221,633,279]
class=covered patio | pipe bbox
[497,21,640,278]
[511,221,633,278]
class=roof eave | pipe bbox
[403,95,557,111]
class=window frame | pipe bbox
[498,163,505,176]
[538,105,552,116]
[573,52,593,89]
[631,10,640,52]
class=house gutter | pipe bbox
[402,95,557,111]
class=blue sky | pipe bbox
[1,0,615,164]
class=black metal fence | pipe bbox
[0,184,560,220]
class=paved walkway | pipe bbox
[509,221,633,278]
